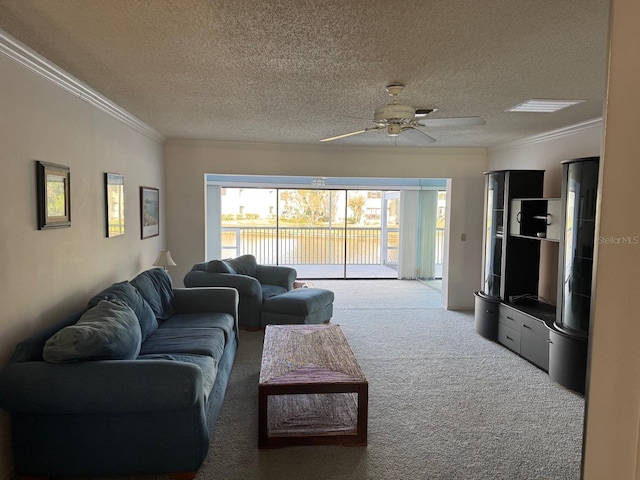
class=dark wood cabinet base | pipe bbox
[548,328,587,394]
[474,292,499,341]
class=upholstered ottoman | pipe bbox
[261,288,334,328]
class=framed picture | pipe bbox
[140,186,159,239]
[36,161,71,229]
[105,173,125,237]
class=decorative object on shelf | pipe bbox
[104,173,124,237]
[140,186,159,239]
[153,250,176,271]
[36,161,71,229]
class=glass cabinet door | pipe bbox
[483,172,505,297]
[559,158,598,334]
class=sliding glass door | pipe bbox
[277,189,346,278]
[219,187,398,279]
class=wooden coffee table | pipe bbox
[258,324,368,448]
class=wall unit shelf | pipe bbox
[510,198,562,241]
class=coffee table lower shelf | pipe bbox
[258,386,368,448]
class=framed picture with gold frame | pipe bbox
[36,161,71,229]
[105,173,125,237]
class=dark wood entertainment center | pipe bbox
[474,158,599,394]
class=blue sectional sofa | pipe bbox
[0,268,239,479]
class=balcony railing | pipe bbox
[221,226,444,267]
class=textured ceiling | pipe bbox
[0,0,610,147]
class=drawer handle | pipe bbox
[522,324,532,330]
[506,335,513,341]
[506,316,515,322]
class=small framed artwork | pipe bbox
[140,186,159,239]
[105,173,125,237]
[36,161,71,229]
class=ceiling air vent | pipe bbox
[507,99,585,113]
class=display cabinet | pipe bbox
[474,170,544,340]
[482,172,505,298]
[549,156,599,394]
[474,159,598,394]
[556,157,599,335]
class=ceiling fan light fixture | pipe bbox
[320,85,485,145]
[387,124,401,136]
[507,99,585,113]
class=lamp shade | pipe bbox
[153,250,177,268]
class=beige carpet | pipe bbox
[196,280,584,480]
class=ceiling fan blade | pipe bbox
[417,116,486,127]
[320,126,384,142]
[402,127,436,145]
[321,130,368,142]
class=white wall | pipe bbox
[0,52,164,478]
[164,140,487,309]
[583,0,640,477]
[442,176,486,309]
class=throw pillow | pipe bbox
[43,300,142,363]
[88,281,158,341]
[206,259,235,274]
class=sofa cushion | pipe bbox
[206,259,235,274]
[88,281,158,341]
[140,327,226,361]
[130,268,175,321]
[160,313,236,342]
[261,284,288,300]
[43,300,142,363]
[262,288,335,315]
[136,353,218,402]
[225,254,258,276]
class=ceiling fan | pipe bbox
[320,85,485,145]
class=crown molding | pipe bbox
[165,137,487,156]
[0,29,165,144]
[489,118,603,153]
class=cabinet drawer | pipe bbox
[498,323,521,353]
[521,316,547,337]
[499,305,523,332]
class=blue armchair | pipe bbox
[184,255,297,330]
